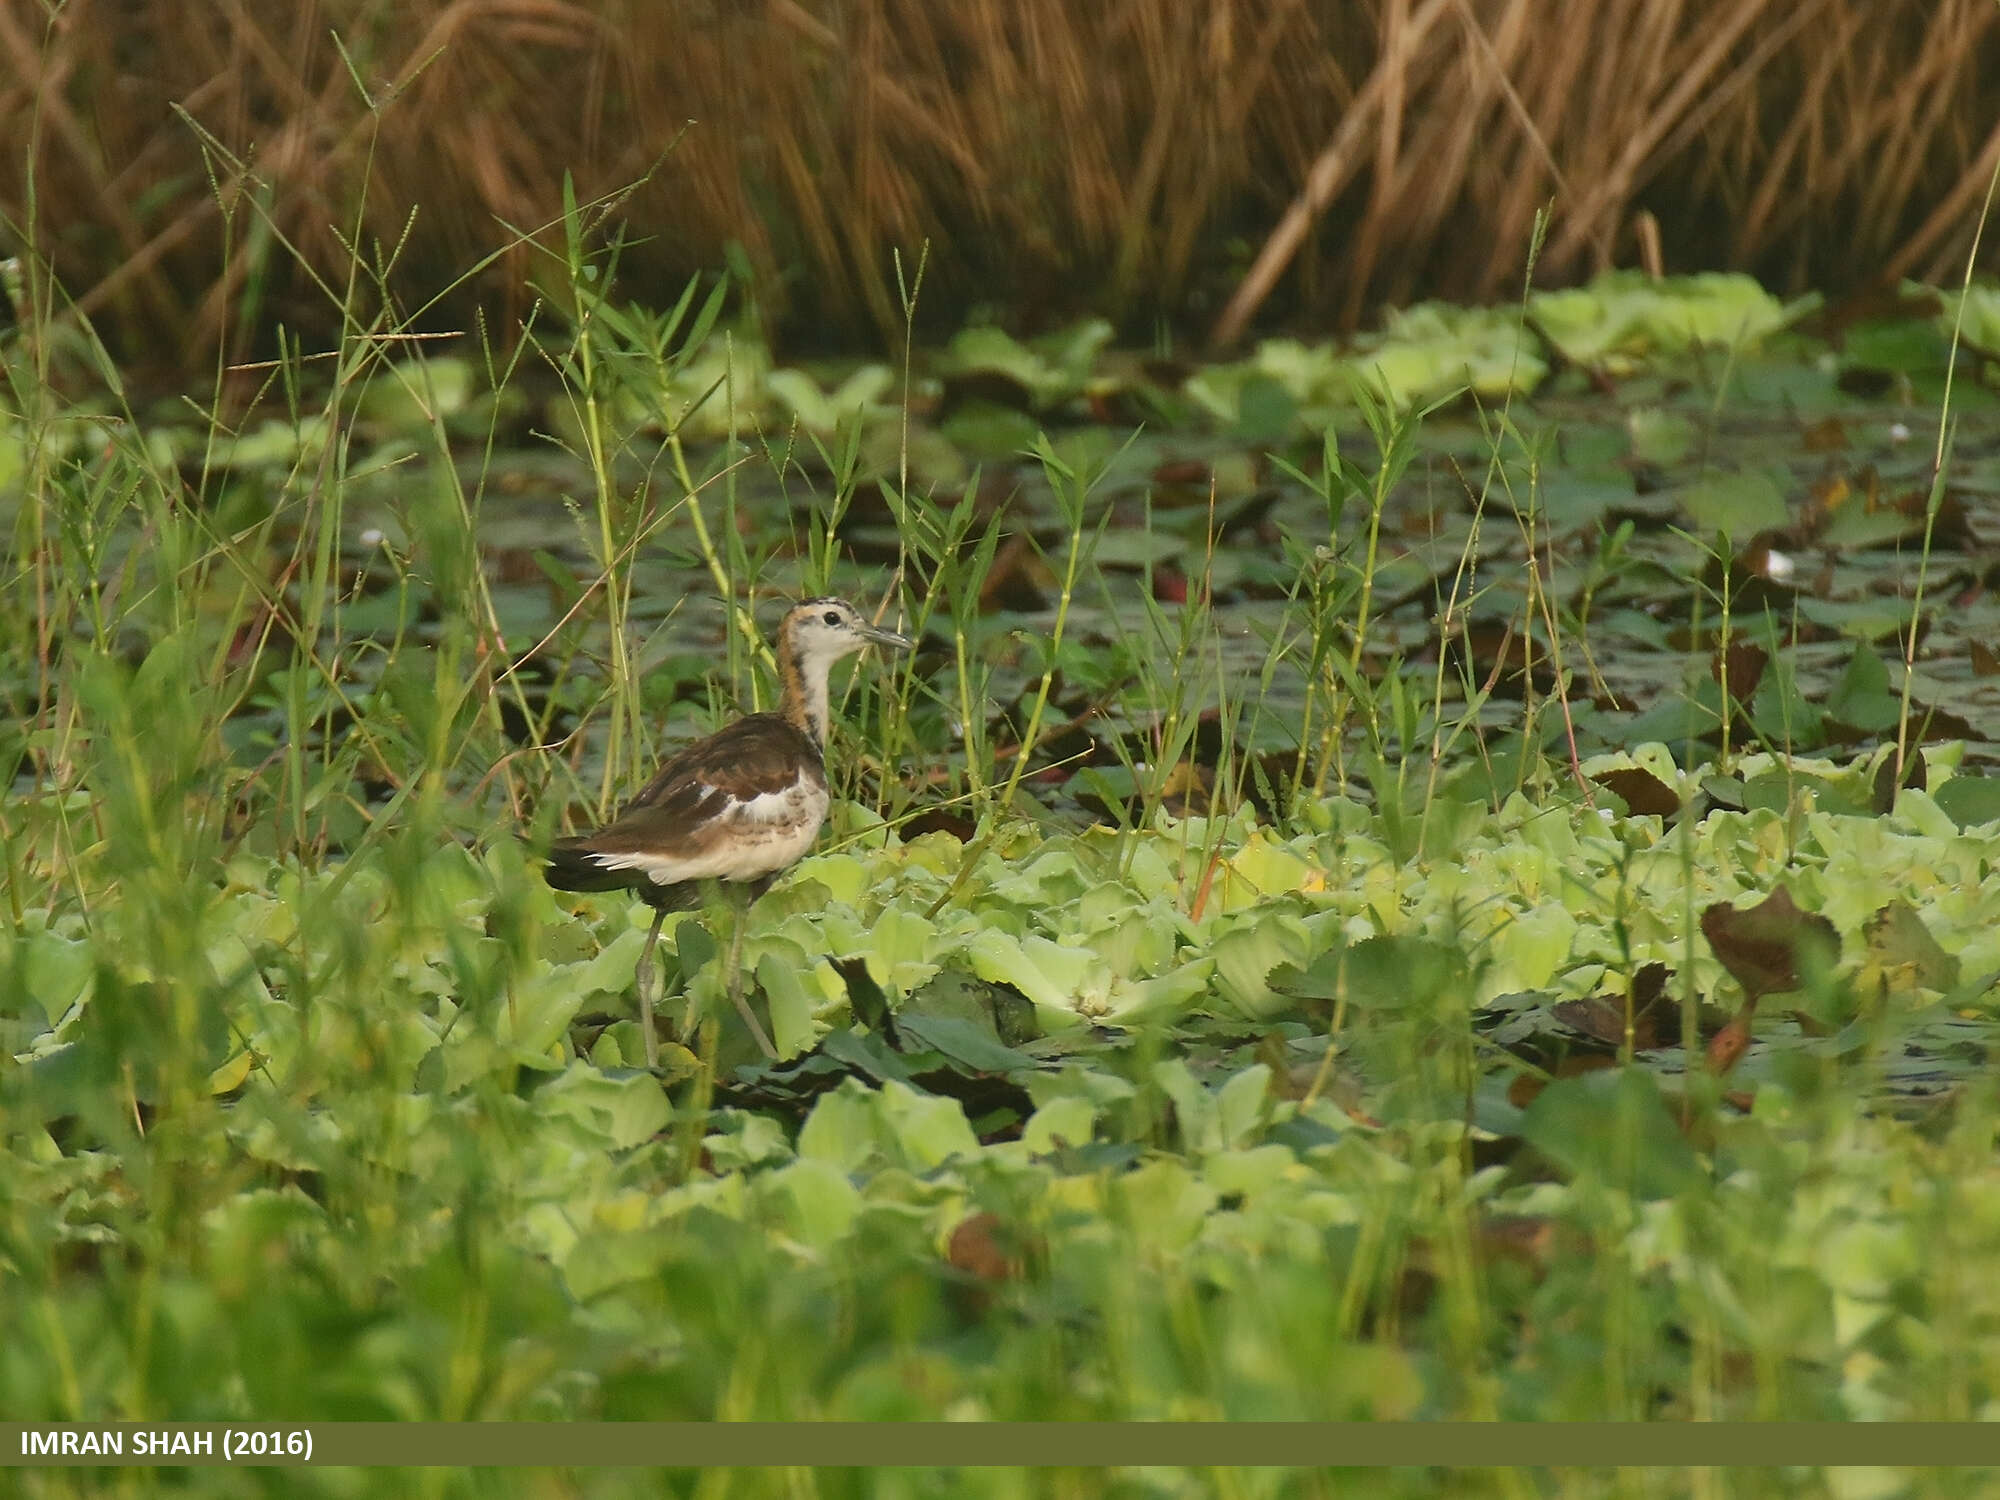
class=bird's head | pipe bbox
[782,597,915,671]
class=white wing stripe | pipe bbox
[585,776,829,886]
[720,783,819,826]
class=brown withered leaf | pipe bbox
[1836,368,1896,399]
[1885,486,1974,549]
[947,1213,1025,1283]
[1805,468,1852,520]
[1795,464,1878,542]
[1872,750,1926,814]
[898,808,978,843]
[488,544,544,586]
[1592,766,1681,818]
[1714,640,1768,705]
[1151,457,1211,487]
[1907,703,1979,743]
[1819,284,1943,333]
[1551,963,1674,1050]
[1700,888,1840,1002]
[1551,995,1650,1048]
[1971,640,2000,678]
[943,1211,1046,1321]
[1800,416,1848,452]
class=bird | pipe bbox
[544,596,913,1067]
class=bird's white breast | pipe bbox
[701,776,831,881]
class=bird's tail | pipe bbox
[541,840,629,893]
[543,840,702,911]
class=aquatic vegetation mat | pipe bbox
[4,259,2000,1456]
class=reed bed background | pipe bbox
[4,0,1998,378]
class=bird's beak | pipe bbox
[861,619,915,652]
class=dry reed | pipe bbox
[2,0,1995,375]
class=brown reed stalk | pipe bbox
[1,0,1995,376]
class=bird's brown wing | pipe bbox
[621,713,820,815]
[544,713,827,905]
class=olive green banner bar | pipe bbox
[5,1423,2000,1469]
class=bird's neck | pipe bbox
[778,637,829,752]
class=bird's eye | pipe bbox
[822,610,842,626]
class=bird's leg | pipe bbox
[635,905,667,1070]
[723,884,778,1060]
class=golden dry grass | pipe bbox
[2,0,1996,372]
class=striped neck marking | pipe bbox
[779,629,829,751]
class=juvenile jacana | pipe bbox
[544,597,913,1066]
